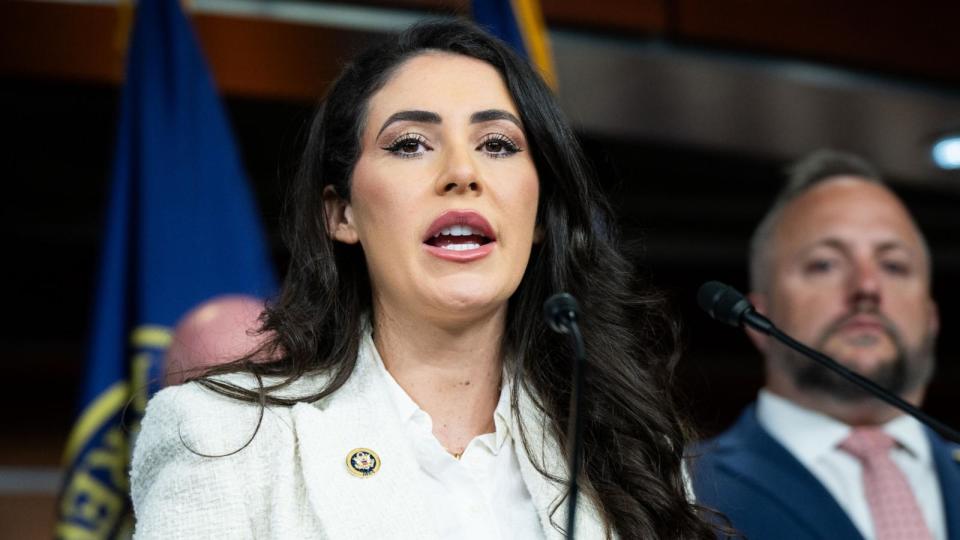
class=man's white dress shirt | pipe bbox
[756,389,945,540]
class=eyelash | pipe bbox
[477,133,521,158]
[381,132,523,159]
[382,133,432,159]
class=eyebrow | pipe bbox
[876,241,911,253]
[807,238,915,258]
[376,108,523,138]
[470,109,523,128]
[377,110,440,138]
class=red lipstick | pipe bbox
[422,210,496,262]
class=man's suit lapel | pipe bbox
[709,406,864,539]
[929,432,960,539]
[290,341,438,540]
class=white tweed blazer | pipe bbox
[131,333,609,539]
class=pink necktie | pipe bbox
[839,428,933,540]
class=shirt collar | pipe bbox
[365,330,514,453]
[884,412,931,464]
[365,331,421,425]
[491,378,513,451]
[757,389,932,465]
[757,389,850,465]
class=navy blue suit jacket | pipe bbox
[692,404,960,539]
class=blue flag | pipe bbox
[472,0,556,88]
[56,0,276,537]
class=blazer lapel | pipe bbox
[511,385,609,540]
[290,340,438,540]
[709,407,863,539]
[928,431,960,539]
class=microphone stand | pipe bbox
[760,319,960,443]
[700,281,960,444]
[564,319,586,540]
[544,293,587,539]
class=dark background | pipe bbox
[5,81,957,455]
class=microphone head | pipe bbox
[543,293,579,334]
[697,281,753,328]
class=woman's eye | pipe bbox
[485,140,505,153]
[383,134,431,158]
[478,134,520,157]
[399,140,420,153]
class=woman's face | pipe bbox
[326,52,540,325]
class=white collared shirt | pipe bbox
[756,389,946,540]
[370,345,545,540]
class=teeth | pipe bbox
[441,243,481,251]
[436,225,481,237]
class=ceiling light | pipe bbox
[931,134,960,170]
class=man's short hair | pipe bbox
[747,149,924,293]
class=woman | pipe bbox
[132,19,717,539]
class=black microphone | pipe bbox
[544,292,579,334]
[698,281,960,444]
[543,292,586,539]
[697,281,773,334]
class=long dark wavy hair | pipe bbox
[200,19,717,539]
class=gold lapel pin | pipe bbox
[952,448,960,463]
[346,448,381,478]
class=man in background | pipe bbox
[163,294,270,386]
[693,150,960,539]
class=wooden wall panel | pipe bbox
[544,0,666,33]
[192,16,379,101]
[0,495,58,540]
[347,0,468,12]
[0,1,382,102]
[675,0,960,85]
[2,0,958,99]
[349,0,666,31]
[0,2,125,85]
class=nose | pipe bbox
[848,258,882,311]
[435,145,482,196]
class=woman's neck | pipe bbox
[372,305,506,455]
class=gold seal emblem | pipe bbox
[346,448,381,478]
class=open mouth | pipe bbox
[422,211,497,257]
[424,224,494,251]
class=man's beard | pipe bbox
[775,311,936,402]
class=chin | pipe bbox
[824,336,896,364]
[436,292,504,313]
[829,347,897,375]
[846,356,894,375]
[426,283,512,317]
